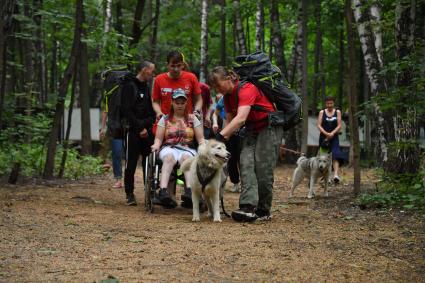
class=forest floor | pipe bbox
[0,165,424,282]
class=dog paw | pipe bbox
[192,217,200,222]
[213,218,222,223]
[307,194,314,199]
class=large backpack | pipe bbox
[233,51,302,131]
[101,68,134,138]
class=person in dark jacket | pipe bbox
[122,61,156,206]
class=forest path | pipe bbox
[0,166,424,282]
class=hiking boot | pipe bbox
[229,183,241,193]
[231,204,258,222]
[126,194,137,206]
[255,209,272,221]
[158,188,177,209]
[181,187,193,208]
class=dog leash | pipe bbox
[279,146,305,156]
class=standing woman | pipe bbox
[209,67,283,222]
[317,96,342,183]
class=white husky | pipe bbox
[180,140,230,222]
[289,152,332,199]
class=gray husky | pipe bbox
[289,152,332,199]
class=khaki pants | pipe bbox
[239,126,283,212]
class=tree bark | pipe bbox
[233,0,247,55]
[200,0,208,83]
[104,0,112,33]
[352,0,390,166]
[288,2,304,87]
[370,2,383,67]
[0,0,16,131]
[255,0,264,51]
[43,0,82,179]
[150,0,160,62]
[271,0,287,79]
[313,0,323,114]
[129,0,146,47]
[345,0,361,196]
[79,1,92,155]
[299,0,309,154]
[33,0,47,105]
[338,24,344,109]
[389,0,420,174]
[220,0,226,65]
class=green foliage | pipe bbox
[359,169,425,213]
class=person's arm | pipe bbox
[317,110,329,136]
[100,111,107,138]
[194,118,205,145]
[204,104,214,128]
[152,100,163,118]
[193,94,203,113]
[151,122,165,152]
[220,106,250,140]
[121,83,153,133]
[212,111,219,134]
[151,77,164,118]
[329,110,342,137]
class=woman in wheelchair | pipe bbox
[151,88,205,208]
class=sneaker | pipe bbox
[229,183,241,193]
[158,188,177,209]
[333,176,340,184]
[231,205,258,222]
[113,180,122,189]
[181,187,193,208]
[255,209,272,221]
[126,194,137,206]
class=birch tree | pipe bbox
[299,0,308,154]
[233,0,247,55]
[270,0,287,78]
[255,0,264,51]
[200,0,208,83]
[353,0,390,166]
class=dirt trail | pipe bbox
[0,166,424,282]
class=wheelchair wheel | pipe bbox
[144,153,154,213]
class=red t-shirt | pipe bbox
[199,82,212,119]
[152,71,201,115]
[224,81,275,133]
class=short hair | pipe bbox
[167,50,184,64]
[324,96,335,102]
[137,60,154,71]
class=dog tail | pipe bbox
[180,157,194,172]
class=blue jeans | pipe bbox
[111,138,123,179]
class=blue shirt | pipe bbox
[215,97,226,120]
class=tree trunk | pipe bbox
[104,0,112,33]
[79,1,92,155]
[312,0,323,114]
[389,0,420,174]
[220,0,226,65]
[255,0,264,51]
[59,63,78,178]
[233,0,247,55]
[0,0,16,131]
[43,0,82,179]
[271,0,287,79]
[33,0,47,105]
[352,0,390,166]
[246,15,251,54]
[150,0,160,62]
[346,0,361,196]
[370,2,383,67]
[200,0,208,83]
[338,24,344,109]
[299,0,308,154]
[129,0,146,47]
[288,2,304,87]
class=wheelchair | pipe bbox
[144,151,186,213]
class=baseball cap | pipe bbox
[172,88,187,100]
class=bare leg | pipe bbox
[333,159,340,178]
[160,154,177,189]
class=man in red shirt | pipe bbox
[152,51,202,118]
[209,66,283,223]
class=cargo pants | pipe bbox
[239,125,283,212]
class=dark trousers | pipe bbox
[227,135,241,184]
[124,130,153,196]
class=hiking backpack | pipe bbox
[233,51,302,131]
[101,68,134,138]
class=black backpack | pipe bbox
[101,68,134,138]
[233,51,302,131]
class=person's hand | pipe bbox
[151,143,160,152]
[156,112,164,119]
[193,110,202,120]
[212,124,219,134]
[327,132,334,139]
[204,116,211,128]
[99,128,106,138]
[139,129,148,138]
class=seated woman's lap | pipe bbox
[159,146,196,164]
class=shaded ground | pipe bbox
[0,166,424,282]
